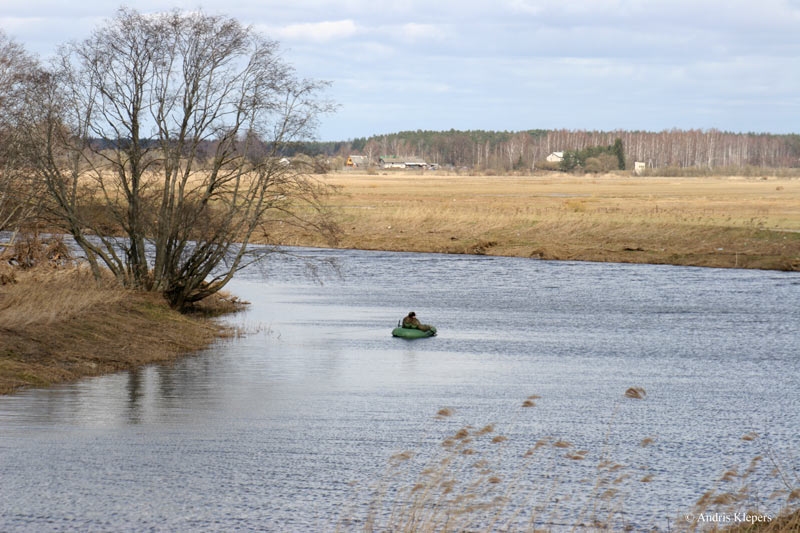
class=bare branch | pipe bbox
[16,9,337,309]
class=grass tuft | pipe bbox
[0,264,229,394]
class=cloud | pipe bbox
[397,23,449,44]
[5,0,800,139]
[272,19,359,43]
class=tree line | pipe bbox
[76,127,800,174]
[305,129,800,172]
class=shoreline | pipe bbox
[0,268,235,395]
[262,172,800,272]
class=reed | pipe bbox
[684,434,800,533]
[344,391,799,532]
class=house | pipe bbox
[546,151,564,163]
[379,155,427,169]
[634,161,646,175]
[403,157,427,169]
[346,155,368,167]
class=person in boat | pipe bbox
[402,311,432,332]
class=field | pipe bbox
[266,171,800,271]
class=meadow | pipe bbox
[266,171,800,272]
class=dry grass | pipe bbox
[269,171,800,271]
[625,386,647,399]
[739,509,800,532]
[0,265,230,395]
[0,265,125,329]
[37,169,800,270]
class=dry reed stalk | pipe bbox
[625,387,647,399]
[356,396,649,532]
[436,407,454,418]
[349,396,798,532]
[682,431,800,533]
[640,437,656,447]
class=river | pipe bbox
[1,248,799,531]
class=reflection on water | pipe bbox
[1,248,799,531]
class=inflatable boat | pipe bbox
[391,325,437,339]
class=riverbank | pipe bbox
[3,171,799,393]
[0,266,238,395]
[264,172,800,271]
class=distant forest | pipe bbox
[297,129,800,172]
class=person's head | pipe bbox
[408,311,416,317]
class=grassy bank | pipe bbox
[265,172,800,271]
[0,266,233,395]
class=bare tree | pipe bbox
[16,8,338,309]
[0,31,44,239]
[362,139,381,166]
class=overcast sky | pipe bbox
[2,1,799,141]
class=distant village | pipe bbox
[344,152,648,175]
[321,129,800,174]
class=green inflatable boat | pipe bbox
[391,325,437,339]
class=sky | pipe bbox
[1,1,799,141]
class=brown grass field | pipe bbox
[267,171,800,271]
[3,170,799,391]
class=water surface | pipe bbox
[1,249,798,531]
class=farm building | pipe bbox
[379,156,427,169]
[546,151,564,163]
